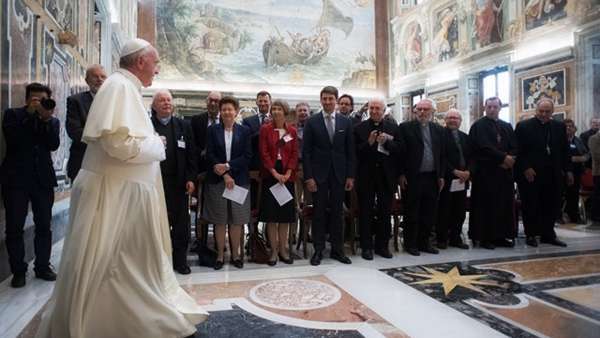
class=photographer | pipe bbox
[1,82,60,288]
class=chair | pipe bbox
[391,186,404,252]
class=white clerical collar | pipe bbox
[116,68,143,91]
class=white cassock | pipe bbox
[36,68,208,338]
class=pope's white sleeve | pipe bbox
[100,132,166,163]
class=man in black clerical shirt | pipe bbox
[436,109,471,250]
[515,97,572,247]
[150,90,198,274]
[468,97,518,249]
[354,98,402,260]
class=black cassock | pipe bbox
[468,116,518,243]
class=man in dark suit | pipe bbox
[150,90,198,274]
[398,98,446,256]
[190,91,221,249]
[354,98,402,260]
[65,64,106,181]
[1,83,60,288]
[435,109,471,250]
[515,97,572,247]
[303,86,355,265]
[243,90,272,171]
[191,91,222,175]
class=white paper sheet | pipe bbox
[222,185,249,205]
[377,143,390,155]
[450,179,466,192]
[269,183,293,206]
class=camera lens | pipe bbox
[41,98,56,110]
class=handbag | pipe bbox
[195,242,217,267]
[249,230,271,264]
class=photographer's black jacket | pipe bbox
[0,106,60,188]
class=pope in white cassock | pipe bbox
[35,39,208,338]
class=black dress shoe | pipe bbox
[449,240,469,249]
[481,241,496,250]
[175,265,191,275]
[34,267,57,281]
[231,259,244,269]
[494,239,515,248]
[526,237,538,247]
[375,248,393,259]
[11,274,26,288]
[540,238,567,247]
[214,260,224,270]
[419,246,439,254]
[310,251,323,266]
[405,248,420,256]
[330,252,352,264]
[278,254,294,264]
[361,249,374,260]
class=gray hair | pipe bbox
[152,89,172,102]
[445,108,462,119]
[119,46,153,68]
[368,96,386,107]
[418,97,437,111]
[85,64,104,79]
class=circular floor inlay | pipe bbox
[249,278,342,310]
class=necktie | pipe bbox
[326,114,334,143]
[453,130,466,168]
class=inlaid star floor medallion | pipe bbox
[405,266,500,296]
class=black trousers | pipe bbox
[592,176,600,222]
[403,173,439,250]
[563,174,581,222]
[436,185,467,244]
[518,168,560,240]
[312,171,345,253]
[2,184,54,275]
[163,176,190,267]
[357,166,392,250]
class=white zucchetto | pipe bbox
[119,38,151,58]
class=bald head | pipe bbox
[152,90,173,118]
[445,109,462,130]
[85,64,106,93]
[206,91,222,115]
[368,97,386,123]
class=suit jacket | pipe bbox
[151,114,198,185]
[354,119,403,189]
[190,111,215,174]
[243,113,269,170]
[0,106,60,188]
[259,122,299,180]
[515,117,572,181]
[397,120,446,180]
[205,123,252,186]
[66,91,93,180]
[444,128,472,180]
[302,112,355,184]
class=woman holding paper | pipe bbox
[204,96,252,270]
[259,99,298,265]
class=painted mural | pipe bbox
[472,0,504,48]
[521,69,566,111]
[156,0,377,89]
[432,4,458,62]
[524,0,568,31]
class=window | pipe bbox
[411,89,425,108]
[481,67,510,122]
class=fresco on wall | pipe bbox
[472,0,504,48]
[43,28,72,185]
[402,21,424,73]
[7,0,37,107]
[432,4,458,62]
[524,0,568,31]
[521,69,566,111]
[156,0,376,89]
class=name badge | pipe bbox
[283,134,293,143]
[178,140,186,149]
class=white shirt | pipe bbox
[208,113,220,127]
[276,128,285,160]
[224,129,233,162]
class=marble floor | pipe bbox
[2,223,600,338]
